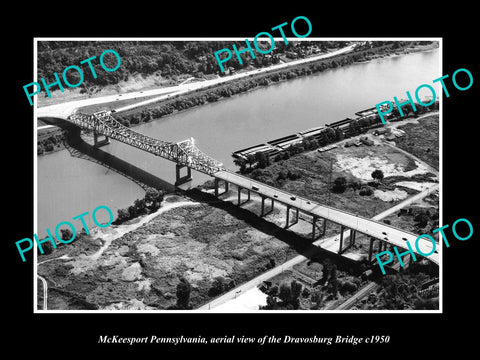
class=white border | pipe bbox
[34,37,443,314]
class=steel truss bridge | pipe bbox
[67,110,224,177]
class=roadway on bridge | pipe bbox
[214,170,439,264]
[199,183,440,310]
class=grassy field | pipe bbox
[37,194,305,310]
[394,114,439,170]
[244,141,435,219]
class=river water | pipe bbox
[37,48,440,235]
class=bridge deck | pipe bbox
[214,170,440,265]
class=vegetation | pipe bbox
[371,169,384,182]
[394,114,440,170]
[39,40,405,89]
[108,42,433,128]
[37,132,66,155]
[37,41,436,157]
[366,273,439,310]
[114,187,165,224]
[37,241,54,256]
[332,177,348,193]
[262,280,304,310]
[208,276,236,297]
[175,277,192,310]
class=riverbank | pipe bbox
[37,41,438,157]
[37,112,439,310]
[37,193,304,310]
[109,42,438,128]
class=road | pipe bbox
[37,275,48,310]
[329,282,380,310]
[198,183,439,310]
[36,44,357,120]
[214,170,439,264]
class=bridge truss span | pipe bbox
[67,110,224,175]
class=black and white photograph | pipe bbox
[34,38,442,312]
[6,5,478,356]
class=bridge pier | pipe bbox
[285,205,299,229]
[237,186,251,206]
[311,216,326,241]
[340,228,356,254]
[368,237,375,262]
[368,238,390,262]
[350,229,356,246]
[175,164,192,186]
[93,132,110,148]
[214,178,229,197]
[338,225,345,253]
[378,240,387,253]
[260,196,274,217]
[312,216,319,241]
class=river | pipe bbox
[37,48,440,235]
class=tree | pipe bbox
[268,285,278,296]
[371,169,384,182]
[254,151,270,169]
[332,176,347,193]
[144,187,163,211]
[208,276,227,297]
[278,283,292,304]
[60,228,74,242]
[246,154,256,169]
[134,198,146,215]
[414,212,429,228]
[37,240,54,255]
[359,186,374,196]
[277,171,287,181]
[321,260,331,284]
[329,278,339,297]
[233,157,247,173]
[291,280,302,300]
[264,294,278,309]
[117,208,130,223]
[330,264,338,281]
[176,277,191,309]
[290,280,303,309]
[310,289,324,309]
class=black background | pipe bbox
[5,3,478,356]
